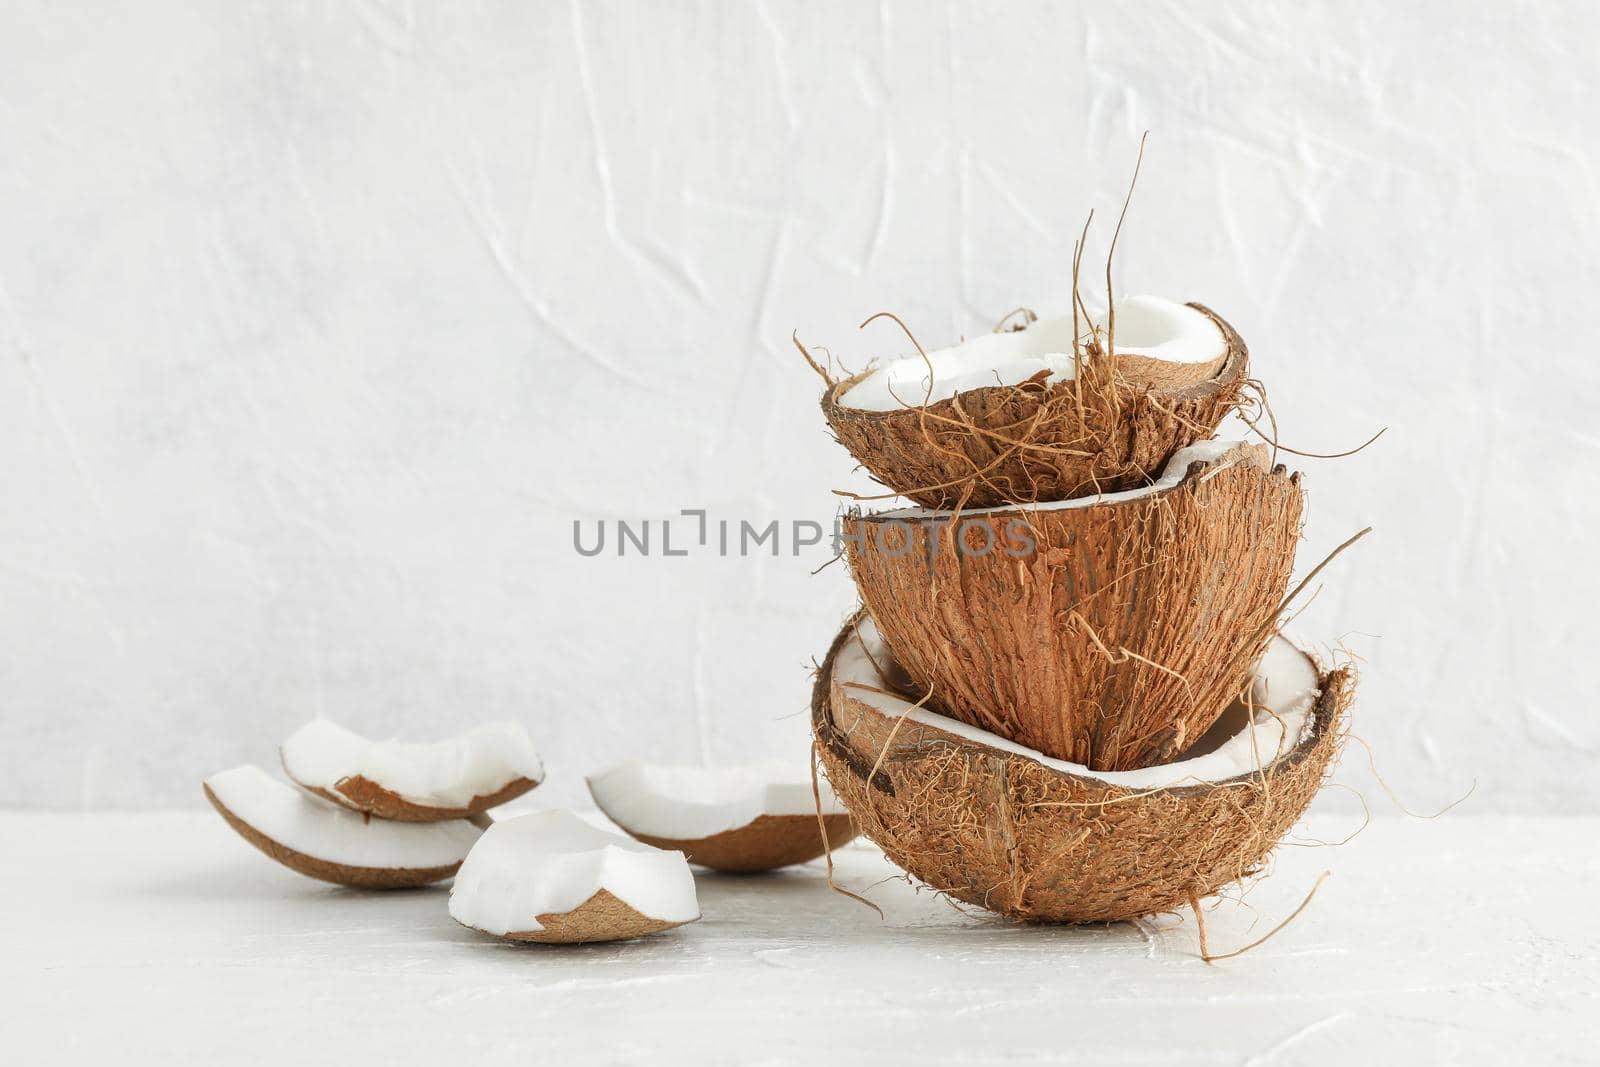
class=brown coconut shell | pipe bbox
[1115,347,1230,392]
[203,783,464,889]
[844,442,1302,772]
[811,617,1351,923]
[821,303,1248,509]
[290,771,541,823]
[613,813,858,873]
[483,890,695,944]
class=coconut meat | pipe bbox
[280,719,544,809]
[204,765,482,868]
[448,810,700,936]
[837,295,1225,412]
[835,618,1319,789]
[880,438,1243,520]
[587,759,848,841]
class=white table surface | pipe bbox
[1,812,1594,1065]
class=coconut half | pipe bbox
[449,810,701,943]
[587,760,857,872]
[843,439,1302,772]
[820,299,1247,508]
[813,615,1350,923]
[279,719,543,822]
[203,765,482,889]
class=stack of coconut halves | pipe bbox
[802,293,1356,930]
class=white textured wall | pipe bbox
[1,1,1594,813]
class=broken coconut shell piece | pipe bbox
[813,615,1350,924]
[280,719,543,822]
[820,298,1247,509]
[203,765,482,889]
[587,760,857,872]
[844,439,1302,772]
[449,810,700,944]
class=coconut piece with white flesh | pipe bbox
[587,760,857,872]
[449,810,701,944]
[813,614,1351,924]
[844,439,1303,772]
[203,765,483,889]
[279,719,544,822]
[838,296,1228,412]
[818,298,1248,509]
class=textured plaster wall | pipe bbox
[0,1,1594,812]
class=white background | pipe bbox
[1,1,1593,813]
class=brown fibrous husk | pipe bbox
[821,303,1248,509]
[615,813,858,873]
[843,443,1303,771]
[811,616,1351,923]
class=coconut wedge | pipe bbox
[449,810,700,944]
[843,439,1302,771]
[203,765,482,888]
[821,299,1247,508]
[587,760,857,872]
[813,615,1350,924]
[280,719,543,822]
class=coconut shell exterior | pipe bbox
[1114,349,1229,392]
[811,618,1351,923]
[203,784,465,889]
[844,443,1302,772]
[487,889,695,944]
[291,772,541,823]
[822,303,1248,509]
[617,813,858,873]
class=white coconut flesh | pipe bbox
[835,617,1321,789]
[204,765,482,869]
[838,295,1227,412]
[587,759,849,841]
[448,810,700,936]
[878,438,1243,520]
[280,719,544,809]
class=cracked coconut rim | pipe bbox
[874,437,1240,520]
[837,295,1227,412]
[835,617,1319,789]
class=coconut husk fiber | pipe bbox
[820,303,1248,509]
[843,442,1302,772]
[617,813,858,873]
[811,616,1351,924]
